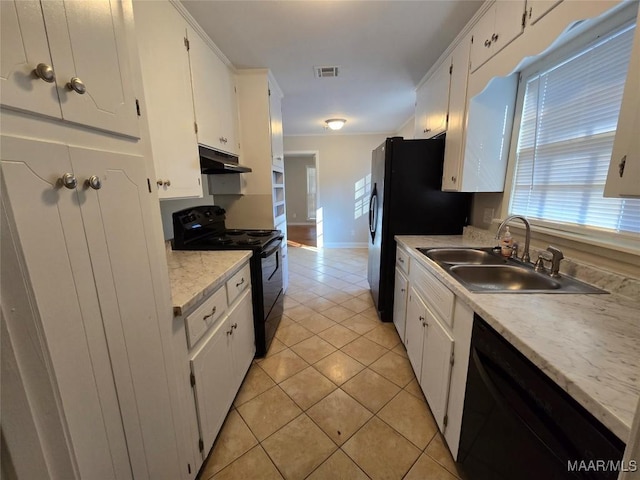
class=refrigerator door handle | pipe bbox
[369,184,378,241]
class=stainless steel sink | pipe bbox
[419,247,507,265]
[449,265,561,292]
[418,247,607,294]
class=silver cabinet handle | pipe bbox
[491,33,499,42]
[157,179,164,187]
[202,306,217,321]
[157,179,171,187]
[618,155,626,177]
[85,175,102,190]
[58,173,77,189]
[399,258,404,263]
[219,137,228,144]
[164,179,171,187]
[67,77,86,95]
[484,39,491,47]
[236,278,245,288]
[423,128,431,133]
[231,323,238,330]
[34,63,55,83]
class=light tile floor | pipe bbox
[198,246,464,480]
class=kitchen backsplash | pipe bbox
[463,226,640,302]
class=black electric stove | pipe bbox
[172,206,283,356]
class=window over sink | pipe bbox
[508,15,640,243]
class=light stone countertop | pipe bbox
[166,247,252,316]
[396,235,640,443]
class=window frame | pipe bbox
[501,10,640,255]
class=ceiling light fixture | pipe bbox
[325,118,346,131]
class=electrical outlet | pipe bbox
[483,208,495,224]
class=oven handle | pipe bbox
[260,238,283,258]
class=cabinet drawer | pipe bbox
[411,263,454,328]
[226,263,251,305]
[396,247,410,275]
[186,286,227,349]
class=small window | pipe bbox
[510,21,640,237]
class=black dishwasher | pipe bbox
[457,315,625,480]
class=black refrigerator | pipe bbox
[367,137,471,322]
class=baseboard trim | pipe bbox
[322,242,368,249]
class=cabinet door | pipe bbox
[604,15,640,198]
[188,27,239,155]
[393,268,409,343]
[230,289,255,392]
[415,60,450,139]
[405,287,426,377]
[469,4,496,73]
[0,0,61,119]
[190,319,233,456]
[421,313,454,432]
[492,0,526,55]
[442,34,472,191]
[133,0,202,199]
[40,0,139,137]
[527,0,563,25]
[1,135,133,480]
[69,145,181,479]
[269,83,284,167]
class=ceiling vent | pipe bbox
[314,66,340,78]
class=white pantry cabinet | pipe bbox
[415,58,451,139]
[1,135,181,480]
[188,24,239,156]
[0,0,139,138]
[604,11,640,198]
[133,0,202,199]
[470,0,527,73]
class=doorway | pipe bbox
[284,152,318,247]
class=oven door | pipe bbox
[259,239,284,355]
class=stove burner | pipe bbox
[248,231,273,237]
[207,236,233,245]
[225,230,245,236]
[237,238,261,245]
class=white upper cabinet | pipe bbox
[188,27,239,156]
[133,0,202,199]
[470,0,527,73]
[604,12,640,198]
[1,0,139,138]
[415,58,451,139]
[442,33,472,191]
[269,84,284,168]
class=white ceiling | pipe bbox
[181,1,483,136]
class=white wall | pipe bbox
[284,134,389,248]
[395,116,415,140]
[284,155,315,224]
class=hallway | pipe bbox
[198,246,463,479]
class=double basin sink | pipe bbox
[418,247,607,294]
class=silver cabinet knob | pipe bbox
[58,173,77,189]
[451,176,457,183]
[85,175,102,190]
[67,77,86,95]
[34,63,55,83]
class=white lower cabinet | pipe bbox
[398,248,474,459]
[184,281,254,472]
[393,267,409,343]
[420,311,454,433]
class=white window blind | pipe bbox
[510,23,640,235]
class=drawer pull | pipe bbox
[236,278,245,288]
[202,306,217,321]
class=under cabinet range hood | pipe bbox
[199,144,252,174]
